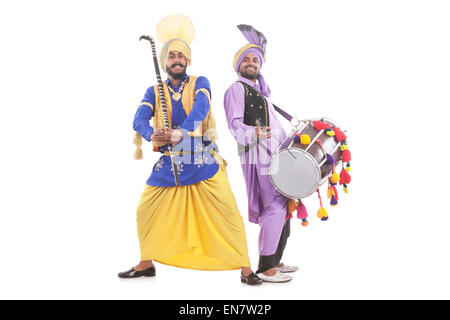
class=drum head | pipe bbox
[269,148,321,199]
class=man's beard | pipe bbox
[167,64,187,80]
[240,71,258,81]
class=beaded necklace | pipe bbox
[167,79,187,101]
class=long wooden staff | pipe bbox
[140,35,180,186]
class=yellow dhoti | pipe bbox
[136,164,251,271]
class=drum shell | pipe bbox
[269,119,344,200]
[291,123,342,182]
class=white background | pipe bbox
[1,0,449,299]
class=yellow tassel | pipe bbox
[134,148,143,160]
[317,207,328,219]
[330,171,340,184]
[345,166,352,172]
[326,130,335,136]
[327,187,334,199]
[300,134,311,145]
[133,132,143,160]
[133,131,142,146]
[343,187,349,193]
[341,145,348,151]
[204,113,218,143]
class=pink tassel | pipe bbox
[296,201,309,220]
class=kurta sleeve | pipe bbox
[180,76,211,132]
[133,86,155,142]
[223,82,256,146]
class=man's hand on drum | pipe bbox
[151,128,183,146]
[255,126,271,140]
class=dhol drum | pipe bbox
[269,118,345,199]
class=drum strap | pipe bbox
[272,103,294,122]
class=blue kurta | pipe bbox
[133,74,219,187]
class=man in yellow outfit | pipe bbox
[118,14,261,285]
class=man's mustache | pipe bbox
[170,63,185,69]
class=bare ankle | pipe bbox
[263,268,277,276]
[241,267,253,277]
[135,260,153,271]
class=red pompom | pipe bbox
[339,168,352,185]
[342,149,352,162]
[334,127,347,142]
[313,121,330,131]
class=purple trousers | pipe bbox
[242,163,288,256]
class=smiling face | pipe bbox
[238,52,260,81]
[166,50,187,80]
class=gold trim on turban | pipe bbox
[159,39,192,72]
[233,43,264,70]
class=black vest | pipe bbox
[240,81,270,127]
[237,81,270,155]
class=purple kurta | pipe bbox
[224,76,289,256]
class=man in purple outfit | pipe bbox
[223,25,299,283]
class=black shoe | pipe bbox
[241,272,262,285]
[118,265,156,278]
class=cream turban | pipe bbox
[156,14,195,72]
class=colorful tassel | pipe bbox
[343,184,349,193]
[330,195,338,206]
[300,134,311,145]
[342,149,352,162]
[346,162,352,172]
[317,207,328,219]
[325,128,335,136]
[326,153,335,165]
[330,171,340,184]
[327,187,334,199]
[331,185,339,200]
[316,188,328,221]
[297,201,309,227]
[333,127,347,141]
[340,145,349,151]
[287,199,298,213]
[296,201,308,220]
[339,168,352,185]
[313,121,330,131]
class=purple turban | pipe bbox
[233,24,271,97]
